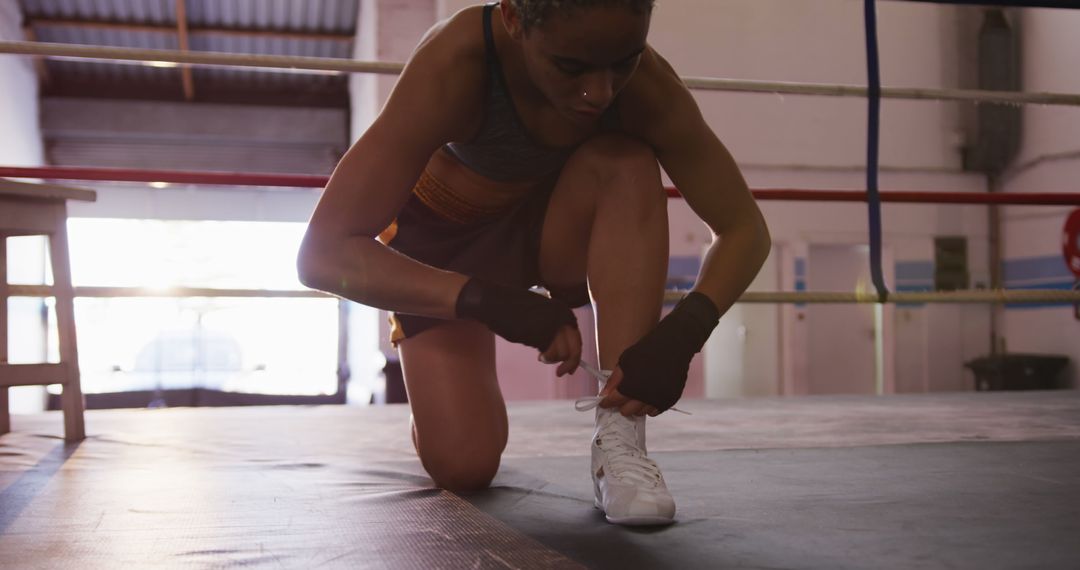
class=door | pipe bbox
[806,244,877,394]
[704,246,780,398]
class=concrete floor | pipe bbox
[2,391,1079,568]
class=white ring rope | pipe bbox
[9,285,1078,304]
[0,41,404,75]
[3,40,1080,107]
[680,76,1080,107]
[664,289,1080,304]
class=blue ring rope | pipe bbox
[864,0,889,303]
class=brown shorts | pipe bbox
[379,164,590,346]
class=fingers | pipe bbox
[598,390,652,418]
[540,324,582,376]
[598,370,656,417]
[598,389,627,409]
[555,325,582,377]
[599,368,624,405]
[620,400,650,417]
[539,345,658,419]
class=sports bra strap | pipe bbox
[483,3,498,66]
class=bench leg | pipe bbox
[0,389,8,436]
[1,234,8,436]
[50,218,85,441]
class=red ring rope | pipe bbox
[2,165,1080,206]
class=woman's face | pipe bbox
[509,3,651,123]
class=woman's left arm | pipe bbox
[599,49,771,415]
[638,52,771,315]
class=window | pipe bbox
[7,219,350,400]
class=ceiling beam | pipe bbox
[175,0,194,101]
[24,19,355,43]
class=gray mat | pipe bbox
[2,391,1079,568]
[477,442,1080,569]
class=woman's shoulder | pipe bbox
[378,6,490,144]
[616,46,701,142]
[394,6,489,107]
[413,5,487,68]
[618,47,684,119]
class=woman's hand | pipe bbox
[456,277,582,375]
[597,367,660,417]
[605,292,720,414]
[540,324,582,377]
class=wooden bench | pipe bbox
[1,177,96,441]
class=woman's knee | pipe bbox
[419,446,503,493]
[569,134,661,188]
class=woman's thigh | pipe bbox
[397,319,508,490]
[538,133,665,291]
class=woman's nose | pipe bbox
[580,71,615,109]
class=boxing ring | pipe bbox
[1,393,1078,568]
[3,0,1080,567]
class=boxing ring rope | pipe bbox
[863,0,888,301]
[861,0,1075,304]
[2,40,1080,107]
[2,6,1079,307]
[1,164,1077,305]
[5,285,1076,306]
[3,166,1080,206]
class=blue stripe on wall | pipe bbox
[895,261,933,308]
[666,255,700,305]
[709,254,1080,311]
[896,260,934,282]
[668,255,701,278]
[896,282,932,308]
[1003,256,1076,309]
[1003,255,1072,285]
[794,258,807,307]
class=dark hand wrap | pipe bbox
[616,292,720,412]
[455,277,577,352]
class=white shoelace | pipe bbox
[573,361,691,416]
[591,409,662,486]
[571,361,685,487]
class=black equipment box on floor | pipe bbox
[965,354,1071,391]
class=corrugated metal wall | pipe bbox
[21,0,358,31]
[21,0,358,103]
[42,97,348,175]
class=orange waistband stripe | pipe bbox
[412,168,505,225]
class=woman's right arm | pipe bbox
[297,14,483,319]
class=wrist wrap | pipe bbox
[616,292,720,411]
[455,277,577,352]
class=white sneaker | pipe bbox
[575,384,676,526]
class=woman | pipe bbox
[298,0,770,526]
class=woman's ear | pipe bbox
[500,0,526,40]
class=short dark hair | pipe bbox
[508,0,655,31]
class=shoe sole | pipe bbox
[594,498,675,526]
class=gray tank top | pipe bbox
[443,3,616,183]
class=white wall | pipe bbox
[422,0,998,398]
[0,0,49,413]
[999,8,1080,387]
[650,0,984,396]
[648,0,964,171]
[0,0,43,168]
